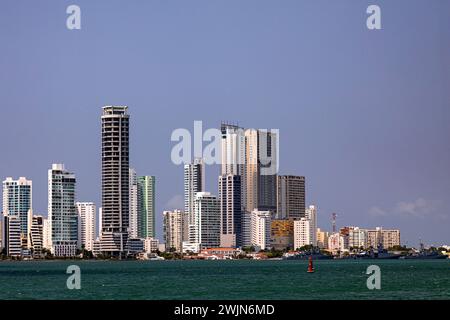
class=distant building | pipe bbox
[137,176,156,239]
[316,228,329,249]
[195,192,221,250]
[328,233,345,253]
[366,227,400,249]
[349,227,368,249]
[4,215,21,257]
[144,237,160,253]
[27,212,44,258]
[43,218,52,250]
[126,238,144,255]
[76,202,96,251]
[219,174,242,248]
[163,210,185,252]
[276,176,305,220]
[129,169,139,239]
[48,164,78,257]
[305,205,317,246]
[250,210,271,250]
[270,219,294,250]
[2,177,32,248]
[100,106,130,257]
[184,158,204,244]
[294,218,313,250]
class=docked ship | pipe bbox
[402,244,448,260]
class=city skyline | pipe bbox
[0,1,449,246]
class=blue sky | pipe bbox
[1,0,449,246]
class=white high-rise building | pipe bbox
[250,210,271,250]
[184,158,204,244]
[221,124,245,177]
[76,202,96,251]
[293,205,317,250]
[129,168,139,239]
[98,207,102,238]
[305,205,317,246]
[48,164,78,257]
[188,192,220,252]
[294,218,312,250]
[2,177,32,248]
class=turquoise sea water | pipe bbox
[0,260,449,300]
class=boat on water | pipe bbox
[282,249,333,261]
[401,244,448,260]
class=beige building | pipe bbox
[163,210,185,252]
[316,228,329,249]
[366,227,400,249]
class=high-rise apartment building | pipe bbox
[48,164,78,257]
[250,210,271,250]
[163,210,185,253]
[101,106,129,257]
[27,212,43,258]
[294,218,313,250]
[4,215,21,257]
[129,168,139,239]
[219,174,242,248]
[305,205,317,246]
[2,177,32,247]
[137,176,155,238]
[184,158,204,242]
[189,192,220,251]
[276,175,305,220]
[76,202,96,251]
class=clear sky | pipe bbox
[1,0,449,246]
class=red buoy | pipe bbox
[307,256,315,273]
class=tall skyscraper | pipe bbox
[76,202,96,251]
[256,130,278,213]
[276,175,306,220]
[129,168,139,239]
[137,176,155,239]
[250,210,271,250]
[219,174,242,248]
[191,192,220,250]
[163,210,185,252]
[48,164,78,257]
[101,106,129,257]
[2,177,32,247]
[221,123,246,176]
[184,158,204,235]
